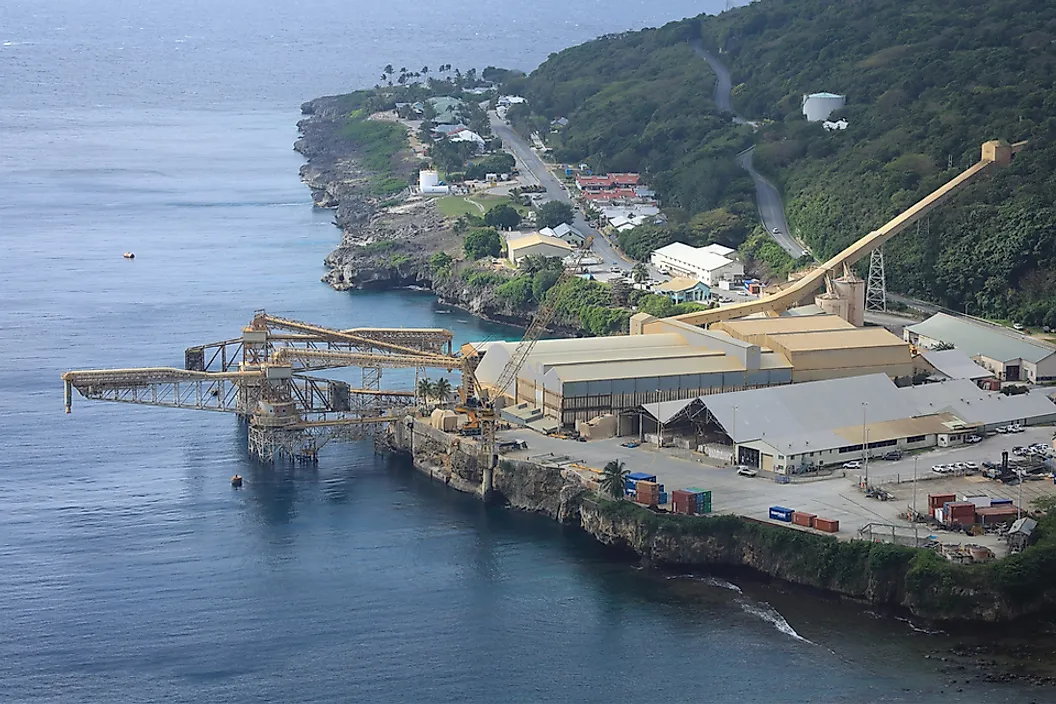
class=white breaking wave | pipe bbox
[739,600,812,643]
[696,576,743,593]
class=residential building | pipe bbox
[539,223,585,247]
[650,242,743,286]
[575,173,640,191]
[904,313,1056,382]
[654,277,710,304]
[506,233,573,265]
[427,96,465,124]
[448,129,486,150]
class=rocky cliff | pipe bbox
[387,416,1056,625]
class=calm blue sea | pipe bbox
[0,1,1040,701]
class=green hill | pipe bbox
[517,0,1056,327]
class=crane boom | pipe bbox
[491,237,594,399]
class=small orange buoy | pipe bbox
[123,252,135,259]
[231,474,243,487]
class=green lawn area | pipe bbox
[436,194,513,218]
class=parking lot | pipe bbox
[497,425,1056,553]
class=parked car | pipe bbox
[964,461,979,470]
[736,466,758,478]
[1013,446,1026,456]
[996,426,1009,434]
[842,461,862,470]
[882,450,903,461]
[931,465,947,474]
[1011,424,1025,433]
[965,434,982,444]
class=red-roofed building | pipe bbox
[575,172,641,191]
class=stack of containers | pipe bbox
[792,511,817,528]
[635,480,660,506]
[814,518,840,533]
[625,472,657,495]
[671,490,695,515]
[928,493,956,518]
[943,501,977,527]
[686,488,712,514]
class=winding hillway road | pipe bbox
[691,41,805,259]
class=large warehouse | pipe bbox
[904,313,1056,383]
[470,330,792,427]
[656,314,913,383]
[638,375,1056,474]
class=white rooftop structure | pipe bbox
[650,242,743,286]
[901,379,1056,430]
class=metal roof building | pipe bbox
[918,348,992,381]
[904,313,1056,383]
[472,331,793,427]
[637,373,1056,474]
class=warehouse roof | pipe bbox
[715,314,852,338]
[901,379,1056,427]
[907,313,1056,363]
[919,349,992,381]
[507,233,573,253]
[655,277,707,293]
[553,355,746,383]
[766,327,906,351]
[652,242,737,272]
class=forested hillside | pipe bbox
[518,0,1056,326]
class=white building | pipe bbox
[507,232,573,265]
[650,242,743,286]
[802,92,846,122]
[418,170,449,195]
[448,129,487,150]
[823,119,848,131]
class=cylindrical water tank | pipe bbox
[802,93,846,122]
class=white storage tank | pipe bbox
[802,92,846,122]
[419,170,449,195]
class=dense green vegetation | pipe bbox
[537,201,575,229]
[462,227,503,260]
[512,0,1056,323]
[484,203,521,230]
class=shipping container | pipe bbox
[976,506,1019,524]
[769,506,794,522]
[792,512,817,528]
[628,472,657,482]
[990,498,1013,506]
[814,518,839,533]
[928,493,957,510]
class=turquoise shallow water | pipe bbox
[0,1,1046,701]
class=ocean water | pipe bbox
[0,1,1043,701]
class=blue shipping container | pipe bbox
[658,491,668,505]
[769,506,794,522]
[628,472,657,482]
[990,498,1013,505]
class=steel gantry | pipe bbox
[62,311,464,463]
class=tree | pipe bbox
[463,227,503,260]
[537,201,575,229]
[383,64,394,75]
[611,277,631,306]
[532,269,562,302]
[429,251,453,273]
[421,66,429,75]
[638,293,675,317]
[601,460,629,499]
[417,378,435,404]
[932,341,955,351]
[519,255,562,276]
[433,378,452,404]
[484,203,521,230]
[632,262,648,284]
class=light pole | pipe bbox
[862,402,869,488]
[732,405,738,465]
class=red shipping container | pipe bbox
[671,490,694,515]
[929,493,956,510]
[792,512,817,527]
[814,518,839,533]
[636,480,659,506]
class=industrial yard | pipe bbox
[496,424,1056,557]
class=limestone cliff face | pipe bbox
[387,418,1054,623]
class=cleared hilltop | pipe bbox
[509,0,1056,326]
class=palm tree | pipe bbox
[433,378,452,404]
[421,65,430,75]
[632,262,648,284]
[417,378,435,404]
[384,64,394,76]
[601,459,629,499]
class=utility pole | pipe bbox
[732,405,738,465]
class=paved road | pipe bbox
[735,147,805,258]
[691,42,807,261]
[489,113,632,275]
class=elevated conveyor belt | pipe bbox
[671,140,1026,327]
